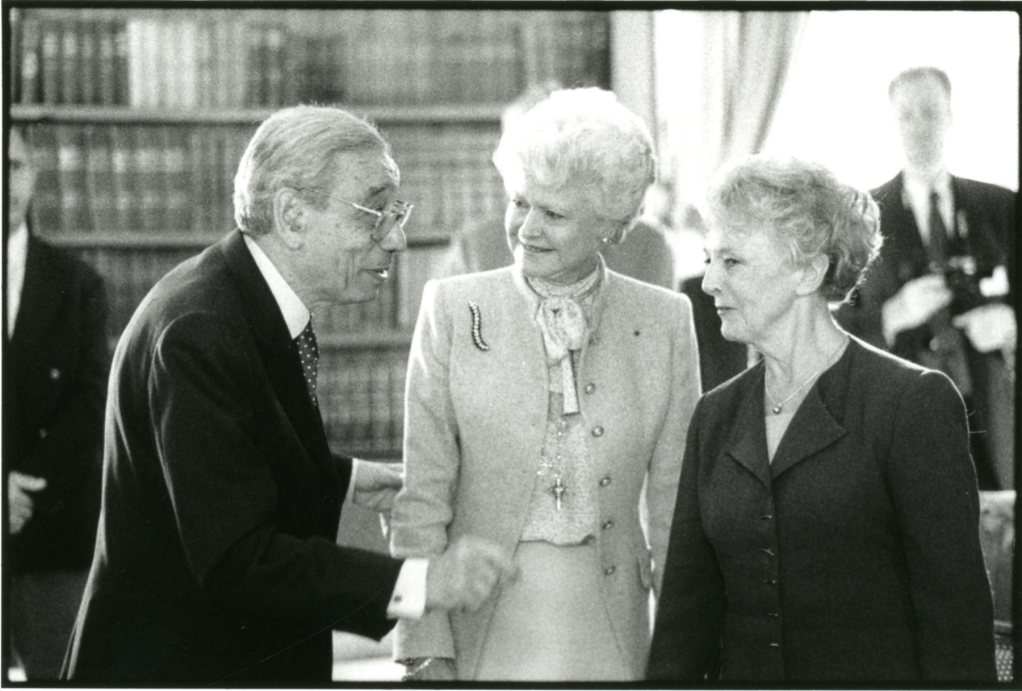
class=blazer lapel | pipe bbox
[11,238,55,354]
[218,231,330,461]
[769,345,852,479]
[723,365,772,488]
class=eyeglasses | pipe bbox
[300,188,414,243]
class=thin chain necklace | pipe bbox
[765,336,848,415]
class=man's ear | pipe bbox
[273,188,305,250]
[795,253,831,296]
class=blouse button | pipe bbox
[584,383,596,394]
[602,520,614,530]
[599,476,611,487]
[591,426,604,437]
[604,566,616,576]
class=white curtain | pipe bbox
[654,11,808,220]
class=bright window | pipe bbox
[765,10,1019,191]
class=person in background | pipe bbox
[3,127,108,681]
[390,87,700,681]
[835,66,1016,490]
[440,83,675,289]
[648,155,995,683]
[61,105,516,685]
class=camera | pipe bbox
[942,254,986,316]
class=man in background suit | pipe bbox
[836,66,1016,490]
[4,127,108,681]
[62,105,516,685]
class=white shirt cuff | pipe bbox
[345,457,362,507]
[387,558,428,620]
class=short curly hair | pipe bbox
[491,87,656,241]
[706,155,883,303]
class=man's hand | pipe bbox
[7,471,47,534]
[426,535,518,613]
[882,274,953,343]
[953,302,1017,354]
[352,459,403,513]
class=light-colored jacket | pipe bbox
[390,265,701,679]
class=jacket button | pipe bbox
[38,428,48,439]
[602,520,614,530]
[604,566,616,576]
[762,578,777,585]
[599,476,611,487]
[768,642,780,649]
[584,383,596,394]
[590,335,600,345]
[591,426,604,437]
[760,514,773,521]
[768,612,780,619]
[760,548,775,557]
[49,368,61,380]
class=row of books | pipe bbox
[320,347,410,458]
[26,122,507,240]
[12,8,610,108]
[66,244,449,341]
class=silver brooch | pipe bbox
[468,301,490,351]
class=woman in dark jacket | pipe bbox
[647,154,996,683]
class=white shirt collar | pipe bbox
[6,222,29,338]
[901,168,953,240]
[242,233,310,339]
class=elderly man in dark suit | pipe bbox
[836,66,1016,490]
[62,105,516,685]
[4,128,108,681]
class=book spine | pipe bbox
[56,124,89,233]
[97,19,116,105]
[59,18,79,104]
[112,19,129,106]
[84,124,117,232]
[17,11,41,104]
[40,16,61,104]
[27,125,62,235]
[79,19,99,104]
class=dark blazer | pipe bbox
[680,274,747,391]
[648,337,996,683]
[4,236,108,572]
[63,231,402,685]
[835,172,1015,488]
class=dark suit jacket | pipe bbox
[4,236,108,572]
[835,173,1015,488]
[63,231,402,685]
[648,337,996,683]
[680,274,747,391]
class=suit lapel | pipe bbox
[11,238,59,357]
[769,344,852,479]
[218,231,330,462]
[723,365,772,488]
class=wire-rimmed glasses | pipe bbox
[300,188,414,243]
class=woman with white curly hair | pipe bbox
[648,154,996,683]
[389,87,701,680]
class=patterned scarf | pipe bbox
[527,265,601,414]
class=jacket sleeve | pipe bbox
[646,293,701,597]
[149,311,401,642]
[647,398,725,681]
[886,370,997,682]
[24,264,109,511]
[389,279,458,660]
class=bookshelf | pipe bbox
[8,6,612,459]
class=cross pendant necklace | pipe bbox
[551,477,567,511]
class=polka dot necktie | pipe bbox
[295,318,319,407]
